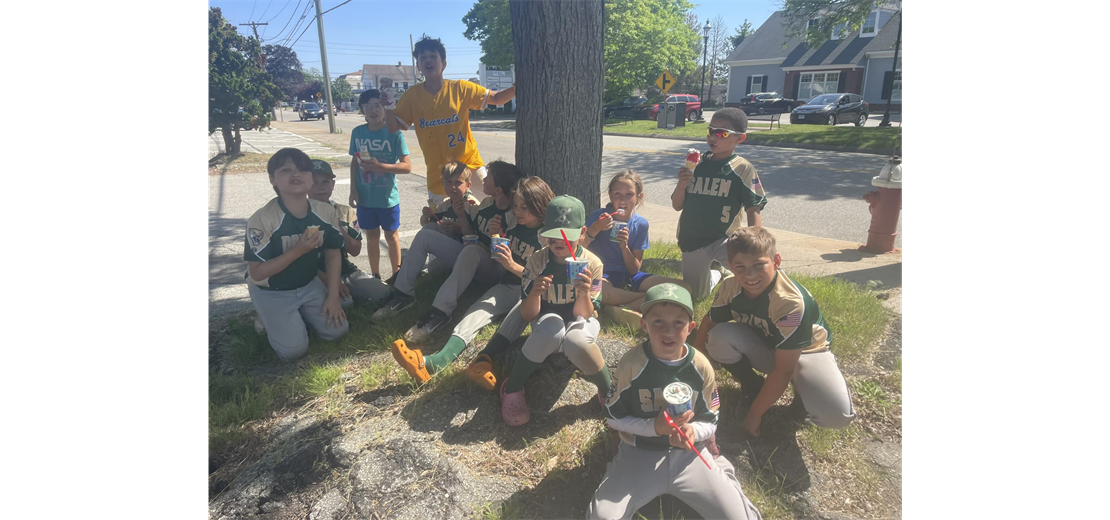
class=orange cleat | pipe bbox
[465,354,497,391]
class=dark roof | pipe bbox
[724,11,797,62]
[729,10,901,68]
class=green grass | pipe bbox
[789,274,890,364]
[297,363,346,396]
[594,119,900,152]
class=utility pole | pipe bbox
[878,14,901,128]
[314,0,337,133]
[240,22,273,118]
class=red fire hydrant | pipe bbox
[861,156,902,254]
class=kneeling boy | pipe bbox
[246,148,348,361]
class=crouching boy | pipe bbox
[590,284,761,520]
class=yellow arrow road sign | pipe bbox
[655,70,675,94]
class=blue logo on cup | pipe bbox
[565,258,588,280]
[490,236,510,254]
[609,221,629,242]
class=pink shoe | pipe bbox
[500,379,530,426]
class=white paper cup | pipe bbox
[609,221,629,242]
[490,236,510,254]
[565,258,588,280]
[664,382,693,418]
[462,235,479,246]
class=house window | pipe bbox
[807,18,819,31]
[797,71,840,101]
[861,11,879,36]
[750,76,763,93]
[831,22,848,40]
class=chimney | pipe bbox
[398,61,402,67]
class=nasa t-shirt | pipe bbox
[348,123,409,209]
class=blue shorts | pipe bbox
[604,271,653,292]
[356,204,400,232]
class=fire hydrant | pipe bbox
[861,155,902,254]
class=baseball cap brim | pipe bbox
[540,227,582,242]
[640,299,694,318]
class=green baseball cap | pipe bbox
[640,283,694,318]
[310,159,335,178]
[540,195,587,242]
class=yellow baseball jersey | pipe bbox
[393,80,490,195]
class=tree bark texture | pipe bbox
[221,127,242,155]
[509,0,604,209]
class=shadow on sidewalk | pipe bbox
[832,261,902,290]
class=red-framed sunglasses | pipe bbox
[708,126,737,138]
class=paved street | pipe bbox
[210,111,901,315]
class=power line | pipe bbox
[262,1,290,23]
[249,0,257,21]
[277,1,313,47]
[267,0,302,45]
[258,1,272,22]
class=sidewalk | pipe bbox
[635,200,901,290]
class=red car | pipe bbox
[634,94,702,122]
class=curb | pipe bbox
[601,132,891,155]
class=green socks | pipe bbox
[503,355,543,394]
[424,336,469,373]
[476,333,514,360]
[583,365,612,397]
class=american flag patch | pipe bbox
[751,177,761,188]
[776,311,802,328]
[591,280,603,292]
[710,388,720,408]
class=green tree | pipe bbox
[463,0,698,101]
[263,44,304,99]
[330,77,354,106]
[209,7,281,155]
[779,0,898,48]
[731,19,754,48]
[462,0,513,68]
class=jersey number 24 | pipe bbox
[447,131,466,148]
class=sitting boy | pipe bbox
[590,283,761,520]
[245,148,348,361]
[373,160,524,320]
[419,161,480,238]
[308,159,390,305]
[693,227,855,436]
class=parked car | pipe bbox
[634,94,702,122]
[299,102,326,120]
[789,93,869,126]
[603,96,648,119]
[738,92,795,115]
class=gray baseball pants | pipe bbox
[432,244,504,315]
[521,314,605,375]
[395,227,466,296]
[248,277,348,361]
[336,270,390,306]
[681,237,729,299]
[451,283,521,344]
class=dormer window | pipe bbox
[861,11,879,37]
[831,22,848,40]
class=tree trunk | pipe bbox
[509,0,604,209]
[220,126,242,155]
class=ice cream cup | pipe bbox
[490,236,510,254]
[609,221,629,242]
[664,382,694,418]
[565,258,589,280]
[462,235,480,247]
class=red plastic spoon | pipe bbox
[662,410,712,470]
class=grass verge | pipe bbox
[208,152,348,175]
[596,119,900,152]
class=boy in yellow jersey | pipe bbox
[383,34,516,201]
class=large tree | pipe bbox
[780,0,898,47]
[705,15,731,102]
[262,44,304,98]
[209,7,281,154]
[510,0,604,208]
[462,0,513,68]
[465,0,698,102]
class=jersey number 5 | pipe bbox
[447,131,466,148]
[720,205,731,223]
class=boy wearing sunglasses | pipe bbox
[670,108,767,299]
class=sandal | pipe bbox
[465,354,497,391]
[500,379,530,426]
[391,339,430,384]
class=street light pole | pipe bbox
[314,0,337,133]
[878,14,901,128]
[699,20,710,119]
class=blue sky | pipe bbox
[208,0,782,81]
